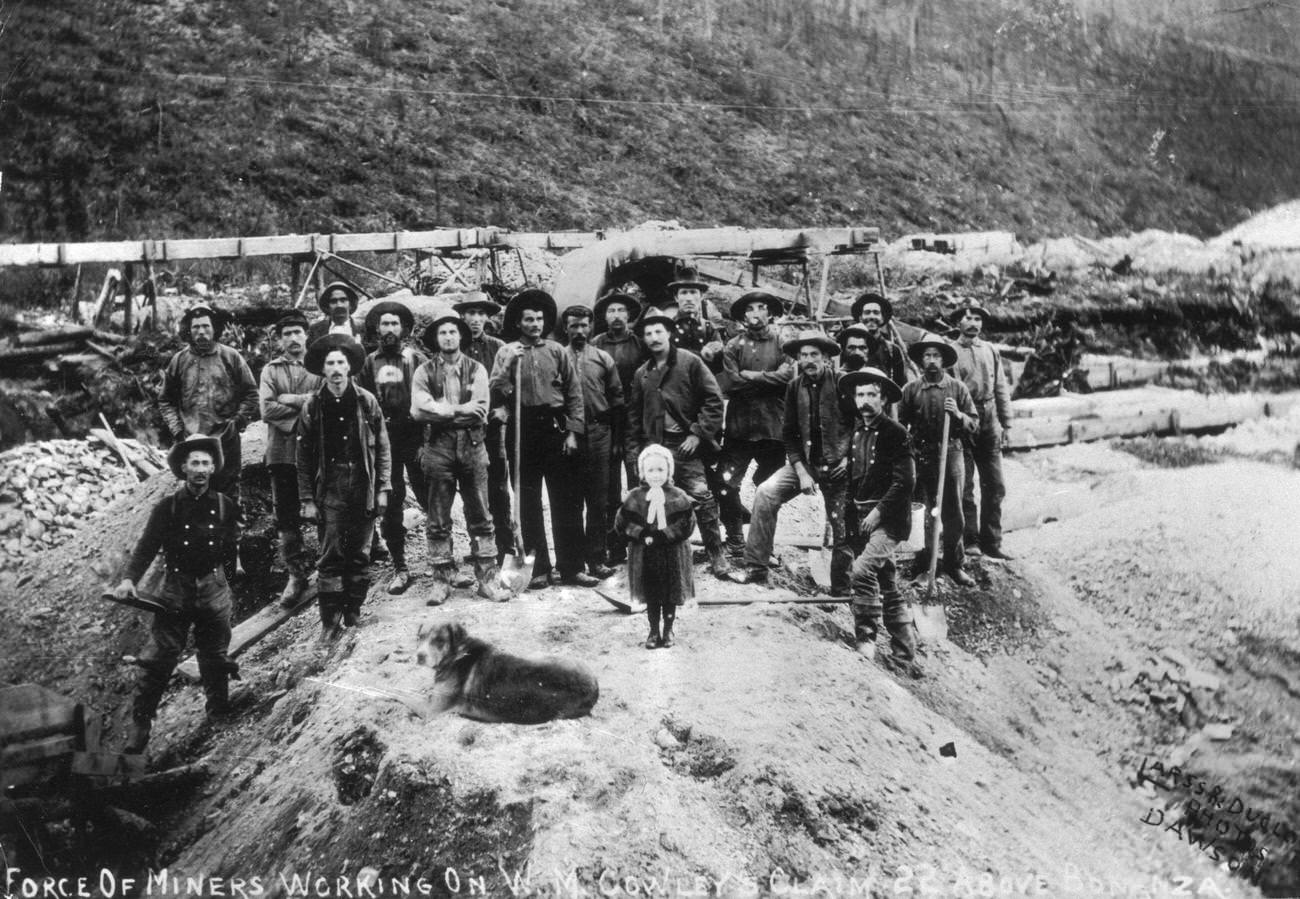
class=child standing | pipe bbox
[615,445,696,648]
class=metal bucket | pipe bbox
[899,502,927,554]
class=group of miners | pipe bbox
[111,272,1013,753]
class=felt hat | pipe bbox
[179,304,231,341]
[907,332,958,368]
[273,310,311,336]
[635,313,678,338]
[637,443,675,481]
[781,329,840,358]
[952,302,991,323]
[730,290,784,322]
[305,334,365,376]
[317,280,360,314]
[453,290,502,317]
[839,366,902,404]
[502,288,558,340]
[850,291,893,324]
[593,291,642,324]
[167,434,224,480]
[421,314,473,353]
[365,300,415,335]
[667,268,709,294]
[836,323,873,349]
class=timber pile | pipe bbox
[0,437,164,573]
[0,324,127,372]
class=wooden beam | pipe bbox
[176,580,318,682]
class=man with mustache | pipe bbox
[411,313,505,603]
[307,281,364,344]
[489,290,588,590]
[899,334,979,587]
[728,331,852,595]
[455,290,515,565]
[159,304,258,572]
[665,269,725,374]
[359,301,429,594]
[113,435,244,754]
[625,312,731,578]
[591,291,646,564]
[841,368,918,672]
[951,302,1013,560]
[848,292,908,387]
[560,305,624,580]
[716,291,792,554]
[258,310,321,607]
[298,336,392,635]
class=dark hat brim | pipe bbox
[167,435,224,480]
[502,289,558,340]
[667,280,710,294]
[274,311,312,335]
[453,298,503,316]
[838,368,902,404]
[782,333,841,358]
[730,291,784,322]
[953,304,992,323]
[907,337,958,368]
[305,335,365,376]
[593,292,642,323]
[850,292,893,324]
[318,281,360,314]
[635,314,678,337]
[836,323,874,347]
[421,315,473,352]
[365,301,415,335]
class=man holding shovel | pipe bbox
[410,313,505,603]
[899,334,978,587]
[841,368,917,671]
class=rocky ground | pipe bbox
[3,414,1298,897]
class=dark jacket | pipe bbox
[782,371,852,471]
[849,414,915,542]
[615,484,696,605]
[297,384,393,514]
[124,487,240,605]
[488,338,586,435]
[359,345,429,448]
[626,347,725,465]
[898,374,978,450]
[159,344,258,441]
[410,353,490,433]
[719,328,792,443]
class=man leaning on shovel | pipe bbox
[113,435,246,755]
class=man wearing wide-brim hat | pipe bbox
[113,434,244,754]
[358,300,428,594]
[159,302,258,571]
[729,330,854,594]
[899,333,979,587]
[665,268,725,374]
[259,310,322,607]
[410,313,505,603]
[839,367,920,671]
[847,292,909,387]
[489,289,588,590]
[454,290,514,565]
[592,291,647,564]
[715,290,793,554]
[298,335,392,634]
[949,301,1013,561]
[308,280,364,345]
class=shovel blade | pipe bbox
[497,551,536,596]
[807,547,833,589]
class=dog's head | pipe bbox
[416,621,468,669]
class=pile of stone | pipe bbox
[0,437,160,572]
[1107,647,1224,731]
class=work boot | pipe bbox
[425,566,453,606]
[449,568,475,589]
[388,570,412,595]
[947,566,975,587]
[589,563,616,580]
[473,560,508,602]
[723,535,746,557]
[279,572,308,608]
[370,534,389,563]
[341,600,362,628]
[707,548,732,578]
[981,545,1014,561]
[561,571,601,588]
[854,626,878,655]
[318,593,343,637]
[726,566,766,585]
[645,604,661,648]
[123,719,152,754]
[661,609,676,648]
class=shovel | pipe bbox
[496,350,535,595]
[926,410,951,599]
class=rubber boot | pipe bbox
[279,572,308,608]
[645,603,662,649]
[449,567,476,589]
[426,565,452,607]
[701,516,731,577]
[200,662,230,718]
[342,579,368,628]
[318,593,343,638]
[474,560,508,602]
[660,606,677,648]
[851,598,882,655]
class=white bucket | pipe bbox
[899,502,927,554]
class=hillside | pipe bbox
[2,0,1300,251]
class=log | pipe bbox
[0,341,83,364]
[15,326,95,347]
[176,579,318,682]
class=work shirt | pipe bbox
[298,384,392,514]
[159,344,258,441]
[359,346,429,447]
[626,347,724,463]
[464,333,505,386]
[569,343,624,426]
[125,486,239,583]
[849,414,915,542]
[673,314,725,373]
[783,371,852,471]
[411,353,490,431]
[720,327,792,442]
[898,375,978,449]
[258,355,321,465]
[489,338,585,434]
[321,385,361,464]
[592,330,645,416]
[953,338,1012,429]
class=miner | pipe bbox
[307,280,365,344]
[591,290,646,563]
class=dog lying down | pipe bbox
[415,622,599,724]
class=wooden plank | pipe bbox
[161,237,245,260]
[175,579,318,682]
[61,241,145,265]
[0,734,77,767]
[1006,418,1073,449]
[1067,412,1171,443]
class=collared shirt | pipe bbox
[258,354,321,465]
[568,343,624,424]
[465,333,505,387]
[805,376,826,466]
[673,315,725,373]
[125,486,238,582]
[159,343,258,440]
[953,338,1012,428]
[898,375,978,446]
[360,346,428,446]
[321,385,361,464]
[592,330,645,407]
[721,327,792,442]
[411,353,491,430]
[489,338,585,434]
[626,347,724,460]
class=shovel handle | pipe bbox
[927,410,951,597]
